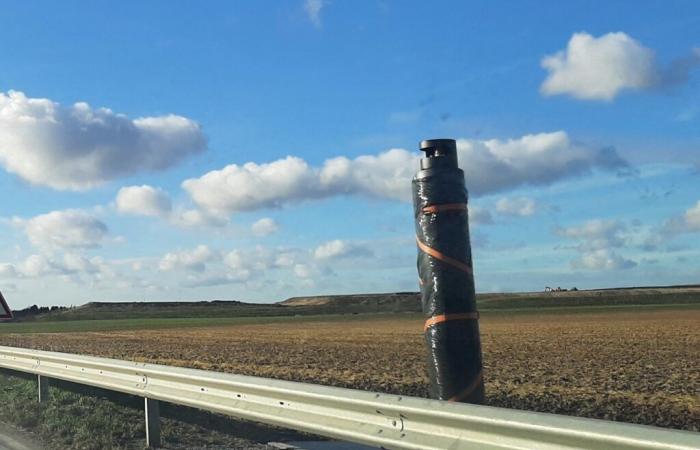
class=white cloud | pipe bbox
[495,197,537,217]
[183,131,625,214]
[182,245,301,288]
[19,255,54,278]
[159,245,218,272]
[182,156,320,213]
[0,90,206,190]
[182,272,251,288]
[17,210,108,250]
[541,33,700,101]
[541,32,657,100]
[62,253,102,274]
[556,219,626,251]
[223,246,284,272]
[320,148,417,200]
[555,219,636,270]
[661,200,700,235]
[304,0,324,27]
[686,201,700,229]
[294,263,313,279]
[222,249,246,271]
[171,208,228,228]
[0,253,113,282]
[573,248,637,270]
[116,185,172,217]
[459,132,626,195]
[251,218,279,237]
[169,244,332,288]
[113,184,227,228]
[274,252,296,267]
[313,239,372,260]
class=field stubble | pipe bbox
[0,309,697,431]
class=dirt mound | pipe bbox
[280,292,420,309]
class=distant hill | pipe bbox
[6,286,700,322]
[10,293,421,322]
[281,292,419,308]
[475,286,700,310]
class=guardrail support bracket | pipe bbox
[145,397,161,448]
[38,374,50,404]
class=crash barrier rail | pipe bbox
[0,345,698,450]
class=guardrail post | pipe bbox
[145,398,161,448]
[37,374,50,403]
[413,138,485,404]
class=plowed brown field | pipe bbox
[1,309,698,431]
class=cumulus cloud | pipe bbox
[183,131,625,214]
[313,239,372,260]
[159,245,218,272]
[555,219,636,270]
[114,184,227,227]
[18,255,54,278]
[16,210,108,250]
[541,32,700,101]
[62,253,103,274]
[320,149,418,200]
[495,197,537,217]
[541,32,656,100]
[0,253,113,282]
[660,200,700,235]
[0,90,206,190]
[555,219,626,250]
[171,208,228,228]
[182,272,251,288]
[223,246,290,273]
[172,243,331,288]
[294,263,313,279]
[181,245,304,288]
[251,218,279,237]
[465,133,628,195]
[304,0,324,27]
[116,185,172,217]
[183,156,320,213]
[573,248,637,271]
[685,201,700,229]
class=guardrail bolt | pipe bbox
[413,138,485,404]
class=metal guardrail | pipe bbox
[0,345,698,450]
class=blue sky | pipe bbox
[1,1,699,309]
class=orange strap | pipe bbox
[424,312,479,331]
[448,370,484,402]
[422,203,467,214]
[416,237,473,275]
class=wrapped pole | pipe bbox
[412,138,484,404]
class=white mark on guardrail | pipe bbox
[135,372,148,390]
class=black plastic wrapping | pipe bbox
[412,139,484,403]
